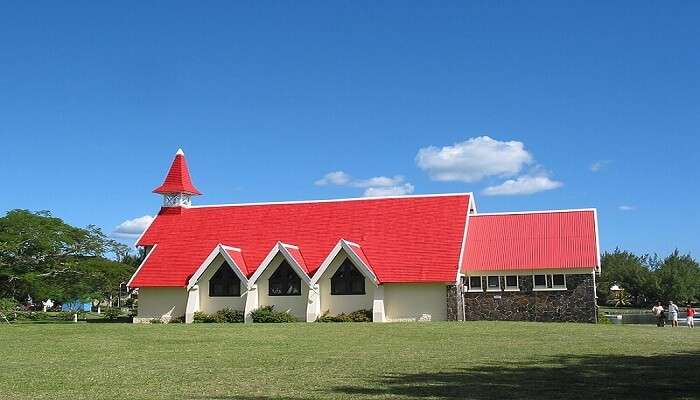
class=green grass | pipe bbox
[1,322,699,400]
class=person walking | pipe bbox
[687,303,696,328]
[669,301,679,327]
[652,302,665,327]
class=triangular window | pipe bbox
[331,259,366,295]
[269,261,301,296]
[209,263,241,297]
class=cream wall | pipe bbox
[197,254,246,313]
[318,254,374,316]
[384,284,447,322]
[257,253,309,320]
[136,287,187,322]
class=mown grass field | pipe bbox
[1,322,699,400]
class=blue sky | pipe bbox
[1,2,698,256]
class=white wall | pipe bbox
[384,284,447,322]
[137,287,187,322]
[318,254,374,316]
[197,254,246,313]
[257,253,309,320]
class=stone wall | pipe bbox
[446,285,464,321]
[460,274,597,323]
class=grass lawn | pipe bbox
[1,322,699,400]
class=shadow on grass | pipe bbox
[196,352,700,400]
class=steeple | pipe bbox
[153,148,202,207]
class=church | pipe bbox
[128,150,601,323]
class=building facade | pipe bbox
[129,150,600,323]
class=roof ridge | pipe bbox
[473,208,596,216]
[188,192,473,209]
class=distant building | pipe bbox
[128,150,600,323]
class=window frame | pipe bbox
[330,259,366,296]
[486,275,501,292]
[504,275,519,291]
[467,276,483,292]
[268,260,302,297]
[533,273,567,291]
[208,263,241,297]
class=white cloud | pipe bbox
[590,160,611,172]
[483,174,563,196]
[363,183,415,197]
[315,171,414,197]
[619,205,636,211]
[315,171,352,186]
[352,175,405,188]
[112,215,154,238]
[416,136,533,183]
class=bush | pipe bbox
[318,309,373,322]
[193,311,218,323]
[250,306,299,323]
[0,298,18,314]
[14,312,41,321]
[598,309,611,324]
[149,318,163,324]
[192,308,244,323]
[57,311,76,321]
[103,308,122,320]
[215,308,244,323]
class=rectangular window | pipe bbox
[552,274,566,289]
[468,276,482,291]
[533,274,567,291]
[486,275,500,291]
[533,274,547,289]
[505,275,519,291]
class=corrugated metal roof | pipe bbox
[462,210,599,272]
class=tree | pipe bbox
[598,249,654,306]
[0,209,136,305]
[655,250,700,303]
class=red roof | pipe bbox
[222,247,248,276]
[129,194,472,287]
[462,210,599,272]
[281,244,310,275]
[153,150,202,196]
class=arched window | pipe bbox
[331,259,366,295]
[209,263,241,297]
[269,260,301,296]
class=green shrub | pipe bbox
[15,312,41,321]
[250,306,299,323]
[214,308,244,323]
[598,309,611,324]
[318,309,372,322]
[149,318,163,324]
[194,308,246,323]
[0,298,18,314]
[57,311,76,321]
[103,308,122,320]
[193,311,218,323]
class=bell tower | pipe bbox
[153,149,202,207]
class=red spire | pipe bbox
[153,149,202,195]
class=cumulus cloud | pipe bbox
[483,174,563,196]
[590,160,611,172]
[416,136,533,183]
[619,205,636,211]
[315,171,352,186]
[315,171,414,197]
[363,183,415,197]
[112,215,154,238]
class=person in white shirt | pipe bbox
[669,301,679,327]
[652,302,665,327]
